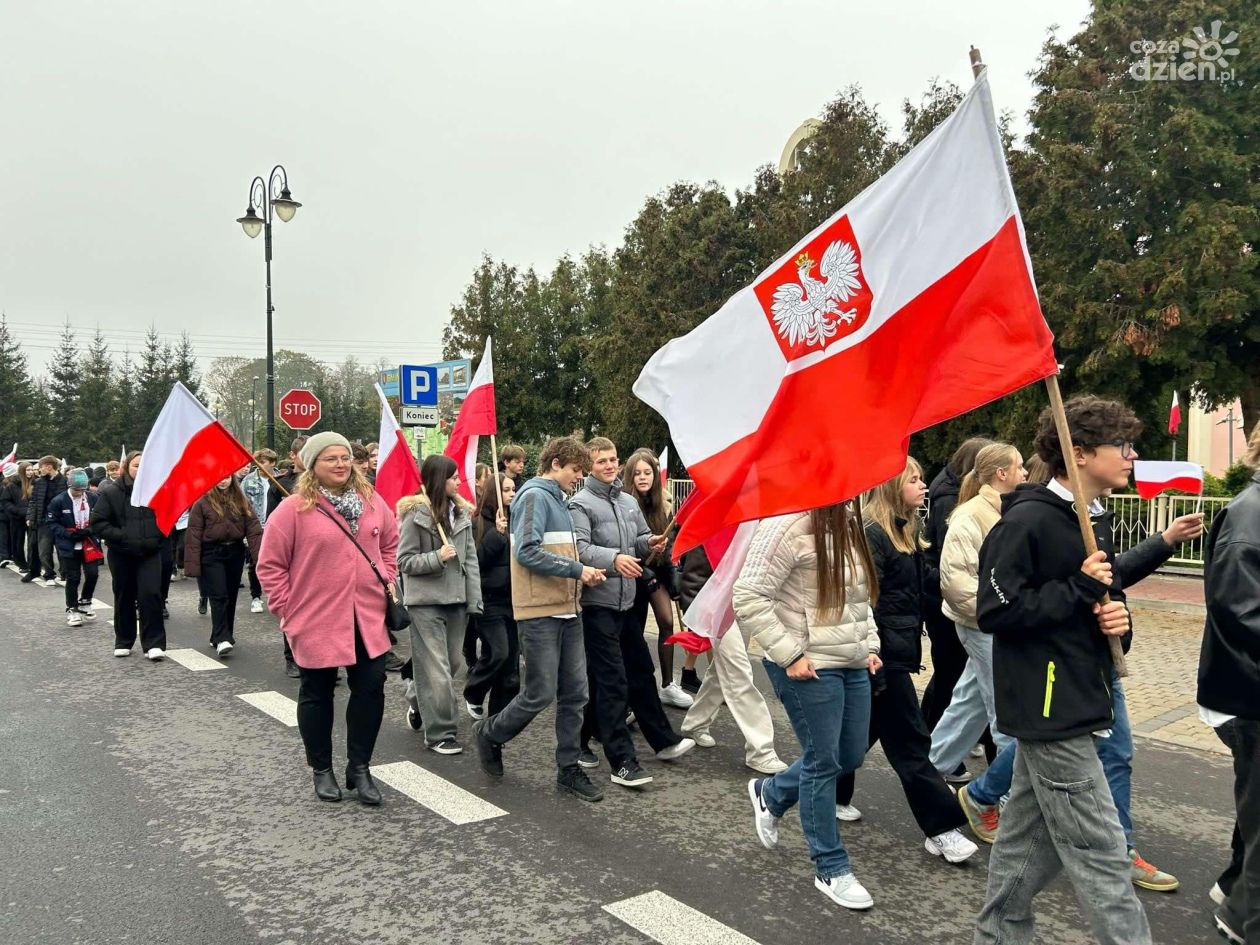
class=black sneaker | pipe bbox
[680,668,702,694]
[383,650,406,673]
[20,571,35,584]
[578,749,600,769]
[472,720,503,777]
[428,738,463,755]
[611,762,653,788]
[405,698,423,732]
[285,659,301,679]
[944,763,972,785]
[557,765,604,802]
[197,598,207,616]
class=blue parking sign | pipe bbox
[399,364,439,406]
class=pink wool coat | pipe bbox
[257,492,399,670]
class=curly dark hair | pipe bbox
[1034,395,1143,478]
[537,436,590,475]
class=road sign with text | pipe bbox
[399,364,439,406]
[278,389,321,430]
[400,405,439,427]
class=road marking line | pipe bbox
[90,597,112,610]
[370,761,508,825]
[164,648,227,671]
[603,891,762,945]
[237,691,298,727]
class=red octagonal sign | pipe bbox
[278,388,321,430]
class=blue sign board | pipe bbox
[399,364,439,406]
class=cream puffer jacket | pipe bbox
[733,512,879,670]
[938,484,1003,626]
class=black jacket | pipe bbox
[677,546,714,613]
[923,467,960,602]
[978,484,1171,741]
[90,477,165,557]
[47,490,99,556]
[266,470,300,519]
[29,473,67,526]
[865,519,936,674]
[1,478,29,523]
[1198,473,1260,719]
[475,504,512,617]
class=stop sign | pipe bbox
[278,388,322,430]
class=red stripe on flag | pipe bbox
[376,429,422,511]
[146,421,253,534]
[444,381,496,502]
[1136,476,1203,499]
[678,216,1055,552]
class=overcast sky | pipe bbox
[1,0,1091,378]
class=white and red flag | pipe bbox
[635,72,1057,553]
[0,443,15,467]
[373,383,421,510]
[1133,460,1204,499]
[1168,391,1182,435]
[444,337,496,502]
[131,382,253,534]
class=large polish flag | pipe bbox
[635,72,1057,553]
[1134,460,1204,499]
[131,382,254,534]
[0,443,15,467]
[444,337,496,502]
[373,383,421,510]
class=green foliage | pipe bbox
[0,314,40,456]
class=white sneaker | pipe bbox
[113,647,131,657]
[659,682,694,708]
[685,730,716,748]
[76,602,95,619]
[250,597,265,614]
[1211,882,1227,905]
[836,804,863,822]
[66,608,83,627]
[53,578,67,587]
[926,828,978,864]
[216,641,234,656]
[145,648,165,661]
[747,779,780,849]
[466,700,486,720]
[656,737,696,761]
[815,873,874,910]
[747,756,790,775]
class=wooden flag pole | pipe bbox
[970,47,1127,677]
[255,462,291,498]
[489,434,504,515]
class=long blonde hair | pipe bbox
[295,466,375,511]
[956,443,1019,507]
[864,458,928,554]
[809,497,878,621]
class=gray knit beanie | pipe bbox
[299,432,353,472]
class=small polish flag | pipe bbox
[130,382,254,534]
[1133,460,1204,499]
[659,446,670,482]
[444,337,496,503]
[1168,391,1182,435]
[373,383,421,511]
[0,443,15,467]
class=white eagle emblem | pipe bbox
[770,240,863,349]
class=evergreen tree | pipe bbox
[134,327,174,434]
[114,349,139,450]
[46,322,82,460]
[76,330,119,459]
[171,332,201,398]
[0,314,39,458]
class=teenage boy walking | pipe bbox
[46,468,100,626]
[569,438,693,790]
[974,396,1156,945]
[24,456,66,585]
[472,436,608,801]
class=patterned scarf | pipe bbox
[319,486,364,535]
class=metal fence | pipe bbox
[666,479,1222,571]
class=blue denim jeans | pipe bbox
[970,669,1134,846]
[759,661,871,880]
[930,624,1012,775]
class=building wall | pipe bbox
[1187,398,1249,475]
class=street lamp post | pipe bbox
[236,165,302,451]
[250,375,259,452]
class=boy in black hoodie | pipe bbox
[974,396,1163,945]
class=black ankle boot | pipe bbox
[312,768,342,802]
[345,763,382,806]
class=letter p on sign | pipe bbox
[399,364,438,406]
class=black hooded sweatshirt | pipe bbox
[977,482,1171,741]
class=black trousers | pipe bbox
[920,607,968,731]
[245,546,262,599]
[6,518,27,568]
[30,526,56,579]
[58,551,99,609]
[464,612,520,716]
[1217,719,1260,941]
[837,669,967,838]
[296,626,387,771]
[109,549,166,652]
[201,541,246,646]
[159,538,174,603]
[580,605,680,767]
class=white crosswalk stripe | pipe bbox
[604,891,762,945]
[370,761,508,825]
[163,648,227,671]
[237,691,298,727]
[90,598,112,610]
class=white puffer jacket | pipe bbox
[733,512,879,669]
[938,484,1003,626]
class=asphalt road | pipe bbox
[0,566,1237,945]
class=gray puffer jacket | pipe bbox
[397,494,483,613]
[733,512,879,670]
[568,475,653,611]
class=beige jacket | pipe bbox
[733,512,879,670]
[938,484,1003,626]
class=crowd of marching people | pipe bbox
[7,393,1260,944]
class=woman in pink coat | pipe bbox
[257,432,399,806]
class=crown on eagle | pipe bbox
[795,251,814,270]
